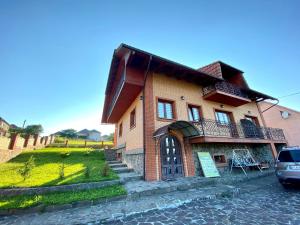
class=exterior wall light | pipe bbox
[181,96,185,100]
[220,104,224,108]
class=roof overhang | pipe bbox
[153,120,201,138]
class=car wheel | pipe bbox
[280,182,289,189]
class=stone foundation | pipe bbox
[104,149,117,161]
[192,143,274,176]
[122,148,144,175]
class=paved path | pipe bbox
[104,177,300,225]
[1,175,299,225]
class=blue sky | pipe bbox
[0,0,299,135]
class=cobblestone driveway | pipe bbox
[103,181,300,225]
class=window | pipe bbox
[157,99,175,120]
[245,115,260,127]
[188,105,201,122]
[213,154,227,164]
[130,108,136,129]
[119,122,123,137]
[215,110,232,125]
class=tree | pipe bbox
[57,129,77,138]
[24,125,43,136]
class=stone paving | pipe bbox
[1,174,297,225]
[103,178,300,225]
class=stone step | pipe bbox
[109,163,127,168]
[113,167,134,174]
[119,172,143,183]
[106,161,121,165]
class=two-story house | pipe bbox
[101,44,287,181]
[259,102,300,147]
[0,117,10,136]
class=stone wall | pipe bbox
[192,143,274,175]
[122,148,144,175]
[0,136,10,150]
[104,148,117,161]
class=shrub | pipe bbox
[100,163,110,177]
[84,149,91,156]
[60,152,70,158]
[18,155,35,181]
[58,163,65,179]
[84,166,90,178]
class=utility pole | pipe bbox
[22,120,27,128]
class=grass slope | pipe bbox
[0,148,118,188]
[0,185,126,210]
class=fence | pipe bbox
[0,134,55,163]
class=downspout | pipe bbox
[142,55,153,180]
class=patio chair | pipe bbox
[230,149,262,175]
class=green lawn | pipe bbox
[54,137,113,147]
[0,184,126,210]
[0,147,118,188]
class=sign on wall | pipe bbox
[197,152,220,178]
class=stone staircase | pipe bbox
[107,160,143,183]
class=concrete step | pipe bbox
[113,167,134,174]
[109,163,127,168]
[119,172,143,183]
[107,161,121,165]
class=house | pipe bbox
[0,117,10,136]
[101,44,287,181]
[77,129,101,141]
[259,102,300,147]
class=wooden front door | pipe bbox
[160,135,183,180]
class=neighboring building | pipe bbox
[77,129,101,141]
[259,102,300,147]
[0,117,10,136]
[101,44,287,181]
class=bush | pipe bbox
[60,152,70,158]
[58,163,65,179]
[84,166,90,178]
[18,155,35,181]
[84,149,91,156]
[100,163,110,177]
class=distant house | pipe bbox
[259,102,300,147]
[77,129,101,141]
[0,117,10,136]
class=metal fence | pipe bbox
[202,81,249,99]
[193,119,285,141]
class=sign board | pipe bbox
[197,152,220,178]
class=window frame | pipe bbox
[187,103,202,122]
[244,115,260,127]
[130,108,136,129]
[214,109,235,125]
[156,97,177,121]
[118,122,123,137]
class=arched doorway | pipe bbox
[160,135,183,180]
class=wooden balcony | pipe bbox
[107,68,143,123]
[190,119,286,144]
[202,81,251,107]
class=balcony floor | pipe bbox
[189,136,287,144]
[203,90,251,107]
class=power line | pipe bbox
[278,91,300,99]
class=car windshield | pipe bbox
[278,150,300,162]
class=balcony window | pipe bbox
[188,105,201,122]
[215,110,232,125]
[130,108,136,129]
[157,99,175,120]
[119,122,123,137]
[245,115,260,127]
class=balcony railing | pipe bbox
[193,119,286,142]
[107,71,126,117]
[203,81,249,99]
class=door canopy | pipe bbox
[153,120,201,138]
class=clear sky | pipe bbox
[1,0,300,135]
